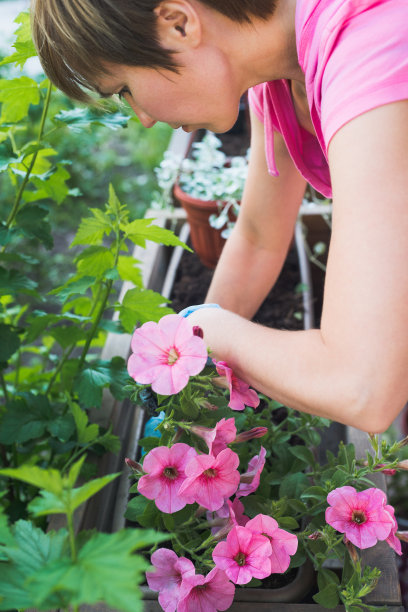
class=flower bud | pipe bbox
[374,463,397,476]
[125,458,143,473]
[192,325,204,338]
[234,427,268,443]
[212,376,229,390]
[396,531,408,543]
[396,459,408,470]
[308,531,321,540]
[344,537,359,563]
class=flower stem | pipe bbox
[4,81,53,233]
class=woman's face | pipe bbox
[98,44,243,133]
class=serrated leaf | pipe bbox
[54,108,129,132]
[0,323,21,361]
[30,529,168,612]
[13,148,57,176]
[0,12,37,68]
[74,361,113,408]
[123,218,191,250]
[0,77,40,123]
[71,208,112,246]
[28,472,120,516]
[119,287,173,332]
[117,255,143,285]
[75,246,115,278]
[0,520,68,611]
[50,275,95,302]
[31,164,70,204]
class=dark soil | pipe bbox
[170,246,305,331]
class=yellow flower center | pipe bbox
[167,347,180,365]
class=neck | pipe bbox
[204,0,302,94]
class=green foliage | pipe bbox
[0,13,184,610]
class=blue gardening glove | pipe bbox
[178,303,221,318]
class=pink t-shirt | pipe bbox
[248,0,408,198]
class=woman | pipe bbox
[31,0,408,432]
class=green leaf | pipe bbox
[0,77,40,123]
[25,310,89,342]
[0,395,54,444]
[279,472,310,499]
[15,204,53,249]
[54,108,129,132]
[0,323,21,361]
[31,164,71,204]
[0,140,20,172]
[0,520,68,611]
[50,275,95,302]
[119,287,174,332]
[278,516,299,530]
[0,465,63,495]
[71,403,100,444]
[300,485,327,501]
[123,218,192,250]
[74,362,112,408]
[289,445,315,465]
[0,266,38,295]
[71,208,112,246]
[312,583,340,608]
[49,324,88,349]
[75,245,115,277]
[117,255,143,285]
[124,495,150,523]
[30,529,168,612]
[0,12,37,68]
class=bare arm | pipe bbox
[205,108,306,318]
[191,101,408,433]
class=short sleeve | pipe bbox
[320,1,408,148]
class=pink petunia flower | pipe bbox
[207,498,250,536]
[138,443,197,513]
[325,486,395,549]
[127,314,208,395]
[146,548,195,612]
[212,525,272,584]
[385,504,402,555]
[178,448,240,511]
[191,418,237,457]
[212,360,260,411]
[236,446,267,498]
[178,568,235,612]
[246,514,298,573]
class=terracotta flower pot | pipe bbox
[173,181,237,269]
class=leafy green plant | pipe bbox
[0,12,189,523]
[0,458,169,611]
[154,131,248,238]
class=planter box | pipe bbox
[95,208,403,611]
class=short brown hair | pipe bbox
[31,0,277,103]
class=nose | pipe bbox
[131,104,157,128]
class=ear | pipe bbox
[154,0,202,49]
